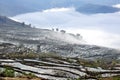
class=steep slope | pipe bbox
[0,16,31,28]
[0,16,120,60]
[0,15,84,46]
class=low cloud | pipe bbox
[113,4,120,8]
[12,7,120,49]
[67,29,120,49]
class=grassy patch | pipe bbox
[23,72,37,79]
[99,76,120,80]
[0,67,15,77]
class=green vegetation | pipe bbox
[75,58,119,69]
[1,52,120,80]
[0,67,37,79]
[38,52,62,59]
[67,78,81,80]
[6,53,38,59]
[75,78,82,80]
[6,52,62,60]
[67,76,120,80]
[23,72,37,79]
[5,52,119,70]
[98,76,120,80]
[0,67,15,77]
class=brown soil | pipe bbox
[0,77,44,80]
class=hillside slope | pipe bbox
[0,16,120,61]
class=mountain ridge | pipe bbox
[0,0,120,16]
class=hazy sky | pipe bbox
[12,7,120,49]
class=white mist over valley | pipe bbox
[1,1,120,80]
[12,7,120,49]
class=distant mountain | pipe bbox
[0,0,120,16]
[76,4,120,14]
[80,0,120,6]
[0,0,84,16]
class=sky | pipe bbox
[12,7,120,49]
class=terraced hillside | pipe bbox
[1,53,120,80]
[0,16,120,79]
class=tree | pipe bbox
[76,34,81,37]
[28,24,31,27]
[60,30,66,33]
[22,22,25,27]
[52,28,54,31]
[37,45,41,53]
[56,28,59,32]
[2,67,15,77]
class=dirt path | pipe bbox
[0,77,43,80]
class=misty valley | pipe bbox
[0,0,120,80]
[0,15,120,80]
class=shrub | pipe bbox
[23,72,36,79]
[1,67,15,77]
